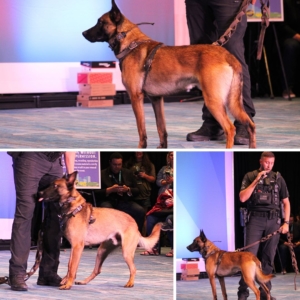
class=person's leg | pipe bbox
[37,158,64,285]
[281,38,300,98]
[9,153,50,291]
[185,0,225,141]
[259,218,280,299]
[278,243,288,273]
[238,216,265,299]
[211,0,255,145]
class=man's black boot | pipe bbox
[8,275,28,291]
[186,122,225,142]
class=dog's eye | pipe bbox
[54,184,58,188]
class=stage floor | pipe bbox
[0,97,299,149]
[176,273,300,299]
[0,247,173,300]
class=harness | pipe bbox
[108,24,164,88]
[59,197,96,231]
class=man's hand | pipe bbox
[280,223,289,234]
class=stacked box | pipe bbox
[180,260,200,281]
[77,63,116,107]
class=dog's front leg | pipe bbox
[208,273,218,300]
[60,243,84,290]
[130,92,148,148]
[217,276,228,300]
[150,96,167,148]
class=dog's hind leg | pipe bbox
[150,96,168,148]
[242,268,261,300]
[217,276,228,300]
[122,233,139,287]
[75,240,118,285]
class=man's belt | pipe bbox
[250,210,279,218]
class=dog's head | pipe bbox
[38,171,78,205]
[187,230,207,252]
[82,0,126,43]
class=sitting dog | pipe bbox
[38,171,161,290]
[187,230,273,300]
[82,0,256,149]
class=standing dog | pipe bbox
[187,230,273,300]
[38,171,161,290]
[82,0,256,149]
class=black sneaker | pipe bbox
[234,122,249,145]
[186,123,225,142]
[37,274,62,286]
[161,219,173,231]
[8,275,28,291]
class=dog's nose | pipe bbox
[82,31,87,37]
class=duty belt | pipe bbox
[250,210,279,219]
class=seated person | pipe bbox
[96,152,145,234]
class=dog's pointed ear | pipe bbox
[110,0,124,25]
[200,230,207,242]
[66,171,78,188]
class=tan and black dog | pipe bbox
[187,230,273,300]
[82,0,256,149]
[38,171,161,290]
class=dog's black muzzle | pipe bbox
[187,243,199,253]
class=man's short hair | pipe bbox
[261,152,275,159]
[109,152,123,161]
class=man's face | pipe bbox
[110,158,122,174]
[259,156,275,173]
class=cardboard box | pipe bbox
[78,83,116,96]
[180,274,199,281]
[76,95,114,107]
[181,269,200,276]
[77,72,113,84]
[181,262,199,270]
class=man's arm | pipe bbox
[239,170,268,202]
[280,197,290,234]
[64,152,76,174]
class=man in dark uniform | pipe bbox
[238,152,290,300]
[97,152,145,234]
[8,152,75,291]
[185,0,256,145]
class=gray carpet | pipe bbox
[0,97,299,149]
[0,247,173,300]
[177,273,300,299]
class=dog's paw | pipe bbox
[59,284,72,290]
[124,281,134,288]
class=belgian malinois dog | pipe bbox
[38,171,161,290]
[82,0,256,149]
[187,230,273,300]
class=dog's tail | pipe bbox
[255,265,275,283]
[138,222,162,251]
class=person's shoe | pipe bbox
[260,296,276,300]
[37,274,62,286]
[161,219,173,231]
[282,89,296,100]
[234,123,249,146]
[8,275,28,291]
[186,123,225,142]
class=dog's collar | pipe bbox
[116,40,152,61]
[59,196,76,207]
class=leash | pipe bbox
[213,0,270,61]
[236,228,299,290]
[286,232,299,290]
[235,229,282,252]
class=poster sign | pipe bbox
[63,151,101,189]
[247,0,283,22]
